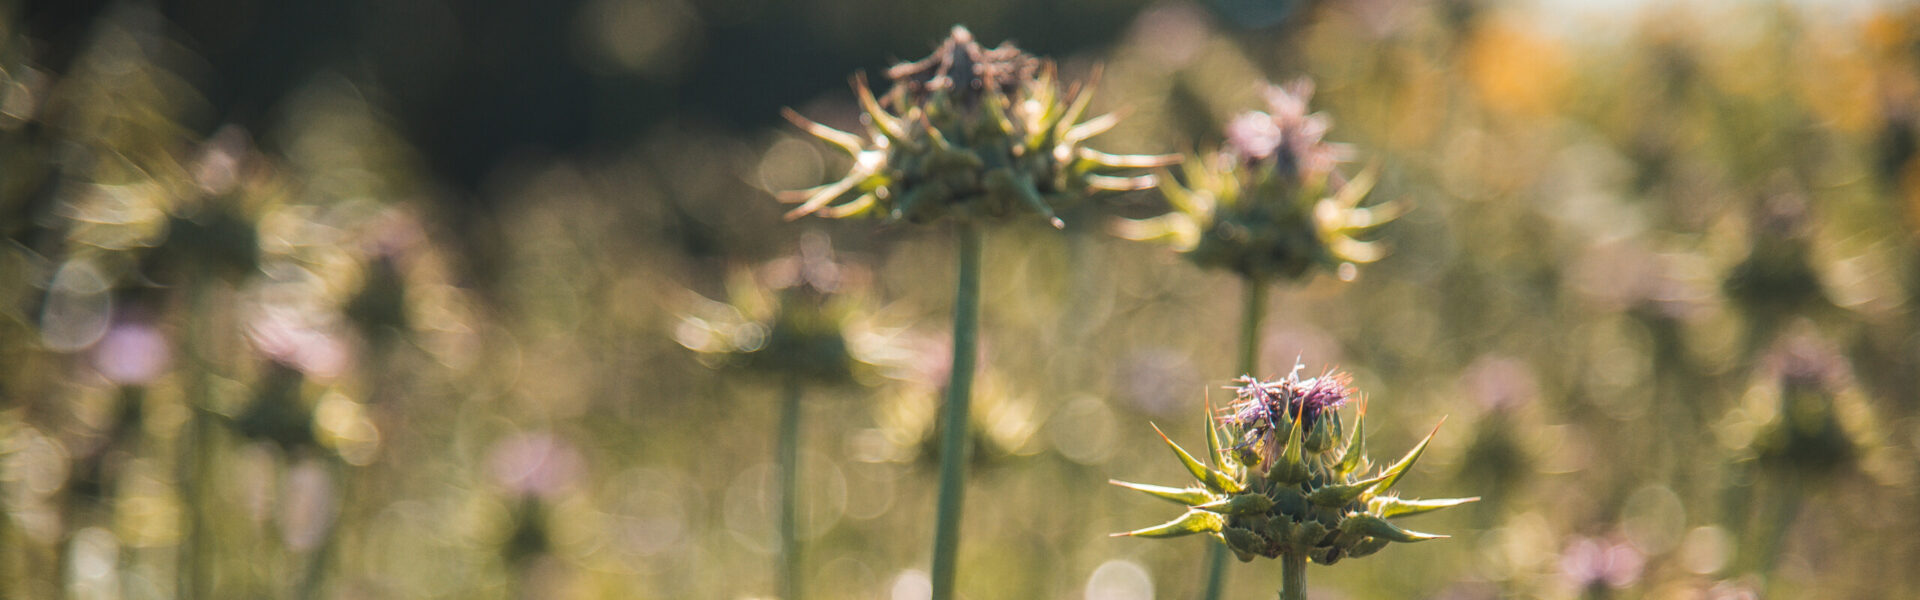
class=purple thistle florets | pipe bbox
[1221,79,1348,184]
[1223,363,1354,466]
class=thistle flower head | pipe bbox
[1116,78,1397,282]
[1224,365,1354,471]
[1111,361,1473,567]
[779,26,1174,226]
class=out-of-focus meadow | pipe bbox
[4,0,1920,598]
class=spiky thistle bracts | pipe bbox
[1115,78,1402,282]
[779,26,1175,227]
[1112,364,1475,567]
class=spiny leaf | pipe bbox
[1328,235,1388,264]
[1108,480,1215,506]
[1053,67,1100,142]
[1156,170,1199,215]
[985,169,1062,228]
[1344,513,1447,543]
[1307,470,1392,508]
[784,175,862,220]
[1109,509,1224,539]
[1063,112,1121,145]
[1369,418,1445,498]
[1205,397,1229,471]
[1084,173,1158,191]
[1337,397,1368,478]
[1194,493,1274,516]
[780,108,866,156]
[1329,162,1381,211]
[1347,536,1391,558]
[1268,402,1307,484]
[1108,214,1199,251]
[980,87,1017,138]
[1222,527,1262,560]
[853,72,909,144]
[1152,422,1242,494]
[820,193,878,218]
[1370,496,1480,519]
[1077,148,1180,169]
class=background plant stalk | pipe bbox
[778,374,805,600]
[1202,276,1268,600]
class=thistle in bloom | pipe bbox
[1111,363,1474,568]
[1116,79,1400,281]
[779,26,1174,226]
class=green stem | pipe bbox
[1755,471,1803,577]
[930,223,983,600]
[1280,552,1306,600]
[1203,276,1268,600]
[0,467,10,598]
[179,281,215,600]
[778,376,805,600]
[1238,277,1269,377]
[296,456,348,600]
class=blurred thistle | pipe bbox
[1747,330,1863,476]
[1115,78,1398,282]
[1452,356,1537,520]
[1112,362,1474,600]
[675,232,877,600]
[1721,187,1831,353]
[674,232,865,384]
[485,433,583,584]
[1557,535,1645,597]
[1721,327,1887,579]
[779,25,1173,227]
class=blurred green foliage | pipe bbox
[4,0,1920,599]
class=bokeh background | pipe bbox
[5,0,1920,598]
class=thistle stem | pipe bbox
[179,280,215,600]
[930,223,983,600]
[1281,552,1307,600]
[777,375,805,600]
[1238,277,1269,377]
[296,456,347,600]
[1203,276,1268,600]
